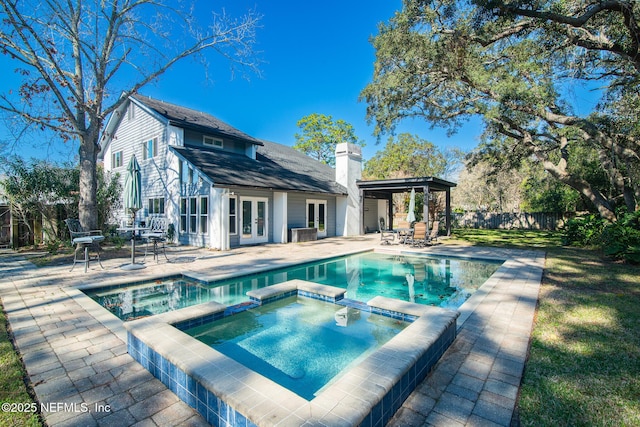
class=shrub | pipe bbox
[599,211,640,263]
[45,239,61,255]
[563,211,640,264]
[109,235,126,249]
[561,214,605,246]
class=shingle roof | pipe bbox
[172,141,347,194]
[133,94,346,194]
[132,95,263,145]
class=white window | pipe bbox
[128,105,135,121]
[199,197,208,234]
[180,197,198,234]
[144,137,158,160]
[148,198,165,215]
[203,136,223,148]
[189,198,197,233]
[229,196,237,235]
[112,151,123,168]
[180,198,188,233]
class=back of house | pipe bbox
[99,94,362,249]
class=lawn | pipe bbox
[452,229,640,426]
[0,303,42,427]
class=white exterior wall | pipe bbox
[378,200,388,230]
[335,143,362,236]
[335,196,347,236]
[164,147,182,241]
[273,192,288,243]
[210,187,230,250]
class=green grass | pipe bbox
[450,228,564,248]
[0,303,42,427]
[452,229,640,426]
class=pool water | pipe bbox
[85,251,502,320]
[182,295,409,400]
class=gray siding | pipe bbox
[183,130,248,155]
[108,102,168,221]
[287,193,336,237]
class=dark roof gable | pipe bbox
[173,141,347,195]
[132,94,263,145]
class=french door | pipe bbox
[240,197,268,244]
[306,199,327,238]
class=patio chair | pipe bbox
[142,216,169,262]
[427,220,440,244]
[378,217,395,245]
[64,219,105,273]
[409,222,428,247]
[396,220,412,245]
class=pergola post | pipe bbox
[423,185,430,228]
[445,188,452,235]
[387,193,394,229]
[359,188,365,235]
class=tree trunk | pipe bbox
[536,145,618,222]
[553,172,617,221]
[78,134,99,231]
[623,185,637,213]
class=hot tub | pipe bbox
[125,280,459,426]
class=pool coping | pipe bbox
[0,237,545,426]
[65,246,508,364]
[73,248,504,335]
[124,279,459,426]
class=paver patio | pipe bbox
[0,235,544,426]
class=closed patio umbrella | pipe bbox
[122,155,145,270]
[124,155,142,218]
[406,188,416,223]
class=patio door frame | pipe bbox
[306,199,327,238]
[240,197,269,245]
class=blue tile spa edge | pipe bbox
[125,280,459,427]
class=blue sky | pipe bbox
[0,0,486,164]
[148,0,484,162]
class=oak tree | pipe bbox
[361,0,640,221]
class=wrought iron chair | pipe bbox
[142,216,168,262]
[64,219,105,273]
[379,217,396,245]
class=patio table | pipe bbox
[393,227,413,245]
[118,226,149,270]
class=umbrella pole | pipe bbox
[131,209,137,264]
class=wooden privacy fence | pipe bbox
[453,212,576,230]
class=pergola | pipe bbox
[356,177,457,236]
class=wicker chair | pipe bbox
[408,222,428,247]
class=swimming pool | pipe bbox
[184,294,409,400]
[85,251,502,320]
